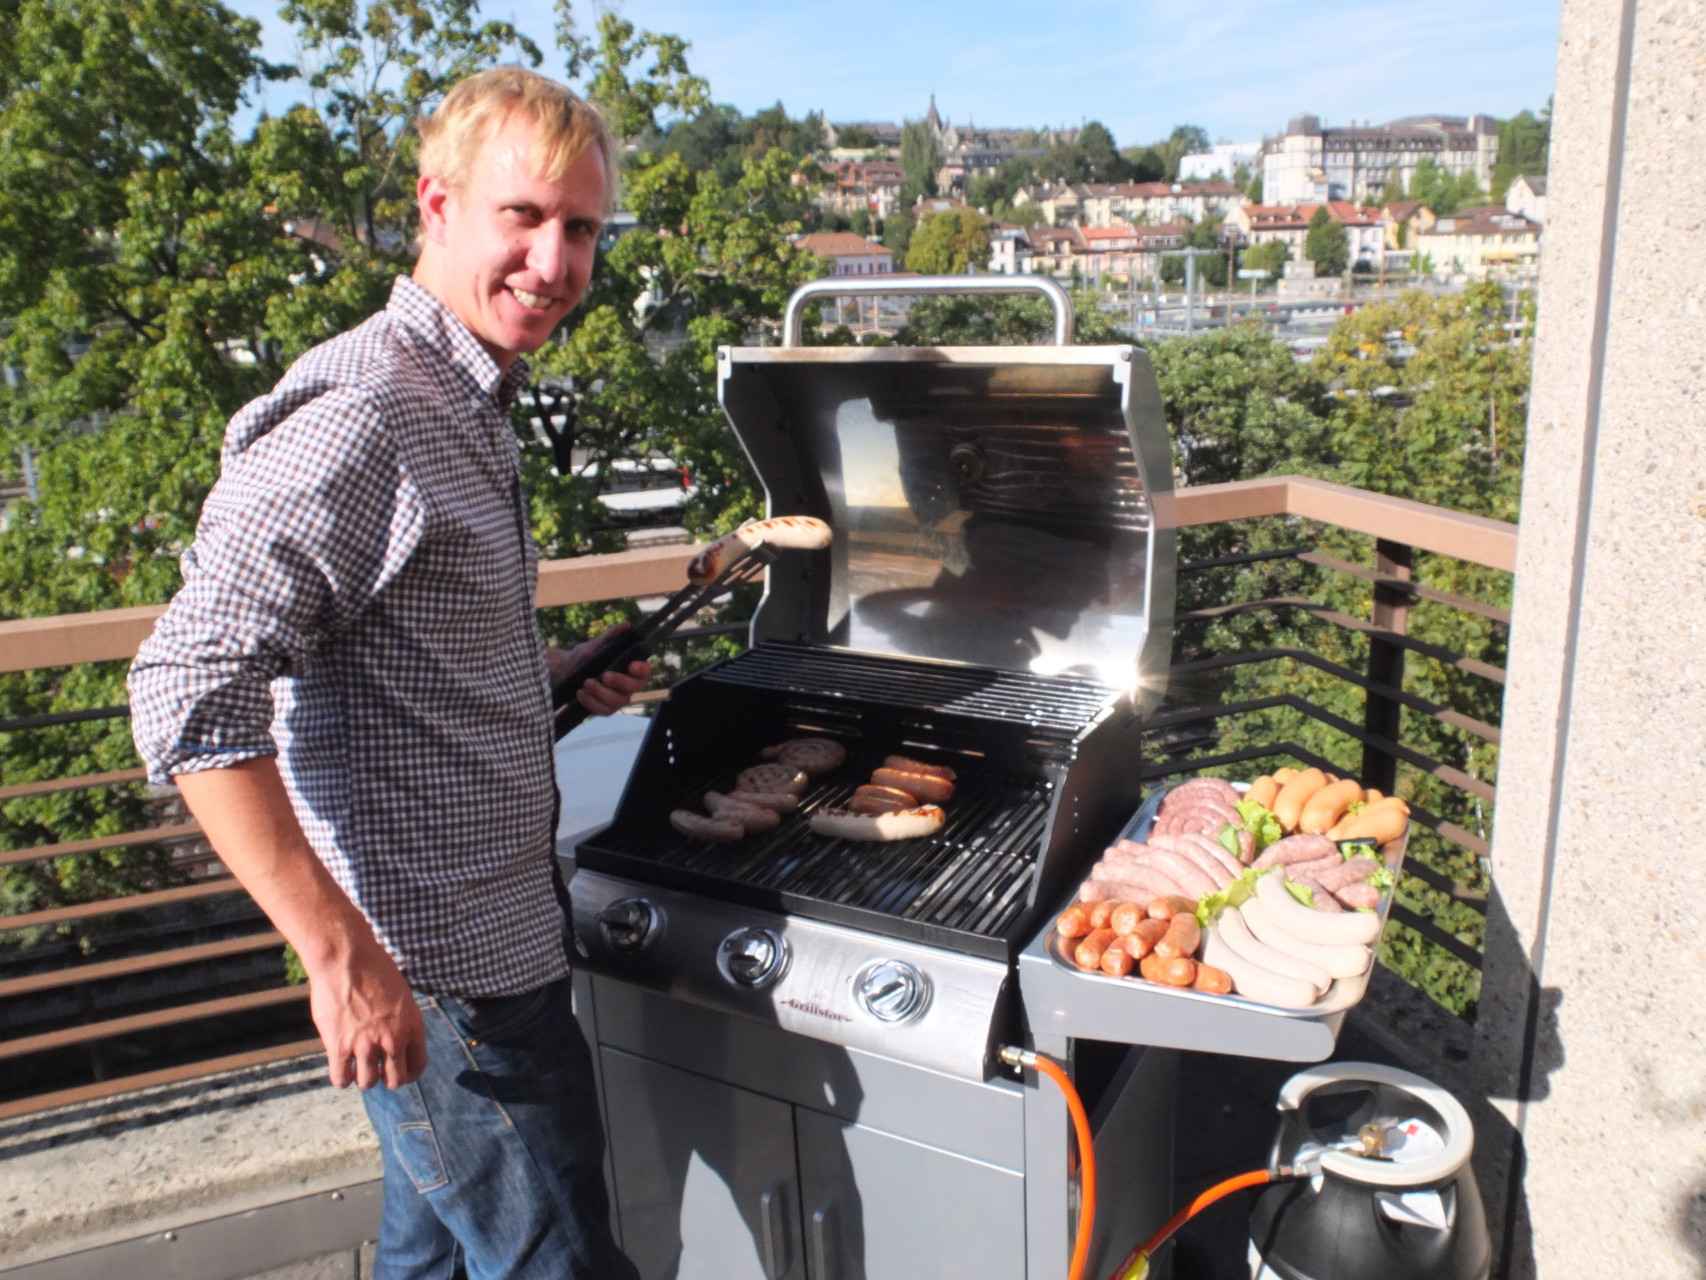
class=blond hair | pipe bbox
[417,66,618,214]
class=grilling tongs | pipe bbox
[550,516,832,739]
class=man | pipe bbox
[129,67,644,1280]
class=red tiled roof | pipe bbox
[798,232,894,258]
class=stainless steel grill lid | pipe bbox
[717,277,1175,697]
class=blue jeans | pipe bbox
[361,977,640,1280]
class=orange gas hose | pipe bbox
[1003,1047,1097,1280]
[1108,1167,1290,1280]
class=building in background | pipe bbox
[1413,206,1541,279]
[1505,174,1548,224]
[1262,114,1500,205]
[796,231,894,276]
[1179,142,1261,181]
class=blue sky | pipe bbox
[224,0,1561,146]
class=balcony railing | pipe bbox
[0,477,1514,1117]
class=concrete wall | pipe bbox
[1478,0,1706,1275]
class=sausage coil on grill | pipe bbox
[735,764,809,795]
[687,516,832,584]
[703,796,782,833]
[760,737,848,775]
[706,789,798,815]
[808,804,946,842]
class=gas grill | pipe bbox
[565,277,1185,1280]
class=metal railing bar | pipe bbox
[0,820,202,869]
[1177,547,1307,575]
[1169,649,1502,746]
[0,1038,324,1122]
[1399,857,1488,911]
[0,768,149,801]
[0,985,308,1060]
[1174,597,1507,685]
[0,931,285,998]
[0,706,131,733]
[1387,903,1484,969]
[0,878,246,934]
[1144,695,1497,802]
[1139,740,1343,781]
[1404,803,1493,860]
[1298,552,1513,625]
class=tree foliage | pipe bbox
[899,119,939,199]
[0,0,819,940]
[1407,156,1486,217]
[1490,104,1551,203]
[905,210,991,275]
[1240,239,1290,277]
[1305,206,1349,277]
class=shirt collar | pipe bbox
[387,275,531,408]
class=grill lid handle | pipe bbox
[780,274,1076,347]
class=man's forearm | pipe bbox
[175,758,377,970]
[174,758,426,1088]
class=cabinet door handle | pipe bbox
[810,1201,836,1280]
[760,1184,790,1280]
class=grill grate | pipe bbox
[579,750,1052,958]
[704,643,1115,735]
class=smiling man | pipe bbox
[128,69,644,1280]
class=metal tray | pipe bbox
[1016,777,1409,1062]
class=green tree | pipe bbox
[1489,104,1551,203]
[1124,145,1167,184]
[1184,215,1229,287]
[1240,239,1290,277]
[882,205,915,257]
[904,210,991,275]
[1157,124,1211,181]
[834,123,876,149]
[1304,206,1349,277]
[1038,139,1087,184]
[1245,172,1264,203]
[900,119,939,198]
[848,207,873,237]
[1075,121,1127,182]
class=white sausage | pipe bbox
[670,810,744,843]
[808,805,945,842]
[703,796,782,832]
[1254,868,1383,946]
[1201,922,1321,1010]
[1240,894,1372,979]
[707,789,798,815]
[1219,905,1331,994]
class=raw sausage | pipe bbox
[1299,779,1364,834]
[1201,922,1320,1009]
[1056,905,1093,938]
[1121,919,1169,960]
[1251,833,1337,871]
[1100,945,1136,977]
[1272,768,1329,831]
[1074,928,1118,970]
[1220,905,1331,993]
[1240,894,1372,978]
[1154,913,1203,961]
[1254,868,1382,946]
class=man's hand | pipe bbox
[175,759,430,1090]
[308,939,429,1090]
[548,622,652,717]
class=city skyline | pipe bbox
[224,0,1561,146]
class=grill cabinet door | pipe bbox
[796,1107,1026,1280]
[601,1049,805,1280]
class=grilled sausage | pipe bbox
[687,516,833,584]
[707,789,799,815]
[882,755,957,782]
[736,764,809,795]
[870,767,954,803]
[847,784,917,815]
[669,810,745,844]
[765,737,848,775]
[704,797,782,833]
[807,804,946,842]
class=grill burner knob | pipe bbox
[598,898,659,954]
[855,960,929,1024]
[719,927,788,988]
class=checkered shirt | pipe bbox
[129,276,568,997]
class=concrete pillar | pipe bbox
[1478,0,1706,1275]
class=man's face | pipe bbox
[417,114,606,369]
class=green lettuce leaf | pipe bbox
[1218,824,1241,859]
[1196,867,1262,927]
[1338,838,1380,862]
[1234,798,1283,852]
[1368,866,1397,890]
[1283,878,1317,908]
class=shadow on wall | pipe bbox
[1469,885,1564,1280]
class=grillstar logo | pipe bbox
[784,998,850,1022]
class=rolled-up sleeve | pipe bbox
[129,387,425,783]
